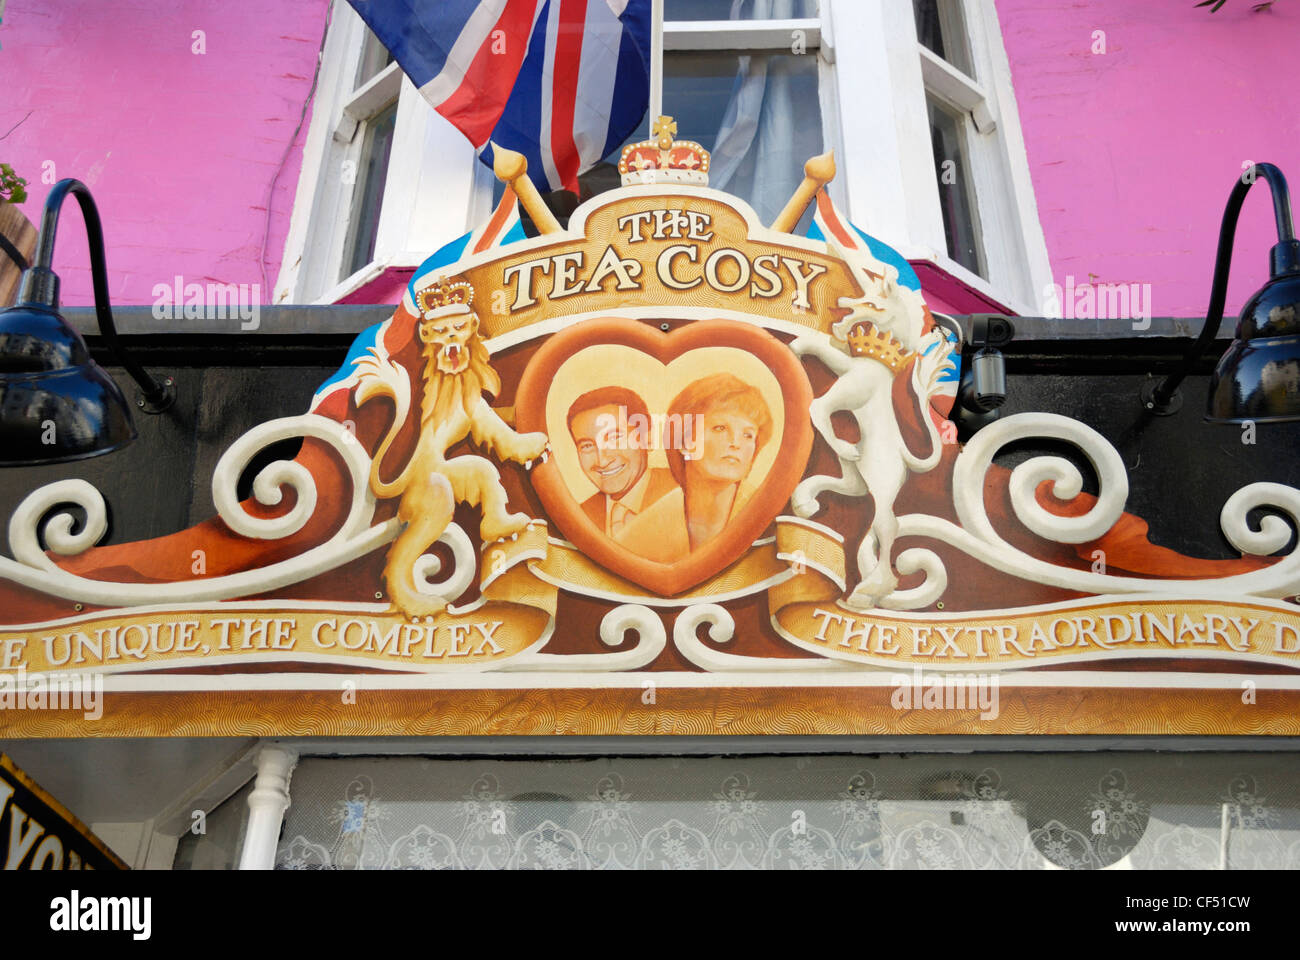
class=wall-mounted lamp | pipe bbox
[1143,162,1299,422]
[0,179,174,467]
[951,313,1014,440]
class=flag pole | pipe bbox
[649,0,664,125]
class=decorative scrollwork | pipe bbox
[1,415,397,605]
[878,546,948,611]
[953,412,1129,546]
[882,412,1300,609]
[673,603,858,671]
[497,603,666,671]
[414,524,476,611]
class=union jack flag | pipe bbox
[346,0,651,194]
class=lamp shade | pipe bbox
[0,302,136,465]
[1207,260,1300,423]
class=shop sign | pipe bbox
[0,125,1296,735]
[0,754,127,869]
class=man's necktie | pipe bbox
[610,500,633,536]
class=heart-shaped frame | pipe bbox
[516,318,813,596]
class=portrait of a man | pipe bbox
[566,386,676,538]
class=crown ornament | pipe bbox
[619,116,710,187]
[845,321,911,374]
[416,279,475,318]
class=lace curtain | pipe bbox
[274,752,1300,870]
[705,0,823,226]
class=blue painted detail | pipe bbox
[315,215,526,402]
[807,218,959,384]
[499,219,527,247]
[924,325,962,384]
[807,219,921,292]
[409,231,474,294]
[407,218,528,299]
[313,321,385,401]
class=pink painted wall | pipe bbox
[995,0,1300,318]
[0,0,326,306]
[4,1,1295,317]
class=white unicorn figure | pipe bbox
[790,239,958,609]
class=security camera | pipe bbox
[963,346,1007,411]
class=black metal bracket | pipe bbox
[18,179,175,412]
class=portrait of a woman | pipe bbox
[615,373,773,563]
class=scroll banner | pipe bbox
[3,518,1299,676]
[1,526,558,677]
[0,529,788,677]
[465,195,856,342]
[769,521,1300,671]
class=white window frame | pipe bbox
[825,0,1053,315]
[653,10,847,222]
[278,0,1049,315]
[89,741,261,870]
[274,1,489,306]
[662,18,822,53]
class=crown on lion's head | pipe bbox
[417,279,475,318]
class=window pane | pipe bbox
[665,0,818,21]
[497,49,821,235]
[664,50,821,227]
[173,779,252,870]
[275,753,1300,870]
[913,0,972,77]
[928,97,983,277]
[356,28,395,88]
[341,101,398,280]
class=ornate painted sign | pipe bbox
[1,123,1298,735]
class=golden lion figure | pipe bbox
[353,279,549,618]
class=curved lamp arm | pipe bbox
[1149,163,1297,412]
[17,178,173,411]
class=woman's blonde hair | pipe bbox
[664,373,773,487]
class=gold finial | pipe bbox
[653,115,678,150]
[492,146,528,186]
[490,141,562,235]
[803,151,837,186]
[770,150,837,234]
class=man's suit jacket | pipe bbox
[579,467,678,536]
